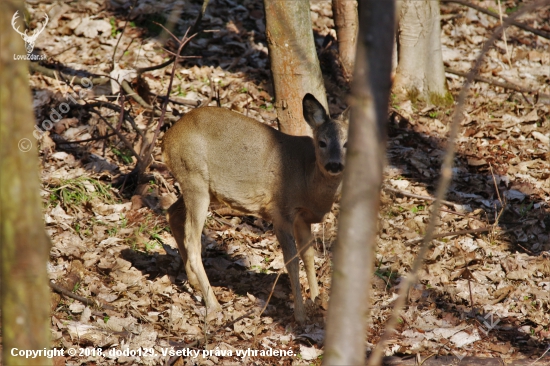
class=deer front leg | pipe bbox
[294,216,319,300]
[274,219,306,324]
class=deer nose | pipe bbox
[325,162,344,174]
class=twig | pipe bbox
[117,38,136,65]
[111,0,137,71]
[121,79,153,109]
[368,2,550,364]
[441,0,550,40]
[488,163,508,246]
[30,57,176,123]
[39,66,145,163]
[530,345,550,365]
[86,101,144,139]
[29,62,109,85]
[55,132,117,144]
[445,67,550,100]
[383,185,456,207]
[419,353,437,365]
[145,29,197,163]
[87,109,142,164]
[137,0,210,75]
[496,0,512,67]
[120,80,179,122]
[256,235,319,321]
[405,227,495,245]
[49,281,115,311]
[199,73,214,107]
[152,94,201,107]
[116,93,126,132]
[31,62,146,141]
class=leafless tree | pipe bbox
[1,1,52,365]
[322,0,396,364]
[393,0,448,100]
[263,0,328,136]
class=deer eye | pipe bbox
[343,142,348,148]
[319,141,327,148]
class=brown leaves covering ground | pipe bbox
[23,0,550,364]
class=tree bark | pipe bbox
[0,1,52,365]
[332,0,358,80]
[263,0,328,136]
[394,0,447,99]
[322,0,395,365]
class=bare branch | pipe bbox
[442,0,550,40]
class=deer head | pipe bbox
[11,11,48,54]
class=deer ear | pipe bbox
[302,93,328,128]
[340,107,351,127]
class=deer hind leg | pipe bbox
[167,197,201,290]
[170,180,221,315]
[274,218,306,324]
[294,216,319,300]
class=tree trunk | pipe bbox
[332,0,358,80]
[263,0,327,136]
[394,0,447,100]
[0,1,52,365]
[322,0,395,365]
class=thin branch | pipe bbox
[29,61,171,137]
[55,132,117,144]
[35,65,146,162]
[111,0,137,71]
[441,0,550,40]
[85,101,144,139]
[496,0,512,67]
[29,62,109,85]
[121,79,153,109]
[120,80,180,122]
[405,227,498,246]
[49,281,115,311]
[29,58,177,123]
[383,185,456,207]
[137,0,210,75]
[152,94,201,107]
[145,30,197,162]
[87,108,142,164]
[445,67,550,100]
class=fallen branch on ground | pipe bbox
[446,67,550,101]
[49,281,115,311]
[442,0,550,40]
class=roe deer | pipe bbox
[163,94,348,323]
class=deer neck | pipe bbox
[303,162,343,221]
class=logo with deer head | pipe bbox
[11,11,48,54]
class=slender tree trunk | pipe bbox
[322,0,395,365]
[332,0,358,80]
[264,0,327,136]
[0,1,52,365]
[394,0,447,99]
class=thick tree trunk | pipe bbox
[394,0,447,99]
[0,1,52,365]
[332,0,358,80]
[264,0,327,136]
[322,0,395,365]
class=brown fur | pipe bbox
[163,94,348,323]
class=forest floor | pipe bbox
[15,0,550,364]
